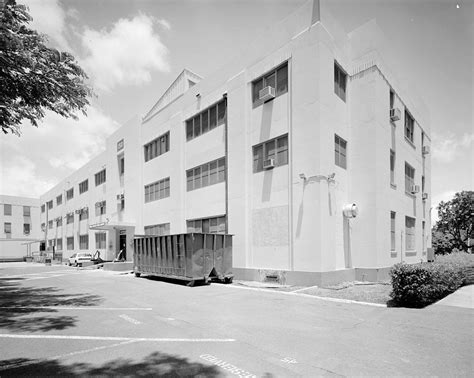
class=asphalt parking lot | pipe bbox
[0,263,472,377]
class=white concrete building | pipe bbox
[0,195,41,260]
[39,0,431,284]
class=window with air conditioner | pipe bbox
[252,62,288,108]
[253,134,288,173]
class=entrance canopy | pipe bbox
[89,221,135,231]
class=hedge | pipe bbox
[389,252,474,308]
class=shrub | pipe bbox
[389,252,473,307]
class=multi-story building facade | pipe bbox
[0,195,41,260]
[39,0,431,284]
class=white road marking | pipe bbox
[200,354,256,377]
[2,270,79,278]
[281,357,298,364]
[119,314,141,325]
[290,285,320,293]
[0,334,236,342]
[0,340,138,371]
[220,284,387,307]
[1,306,152,311]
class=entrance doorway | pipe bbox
[119,233,127,261]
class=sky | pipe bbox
[0,0,472,224]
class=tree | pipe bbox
[432,191,474,255]
[0,0,92,136]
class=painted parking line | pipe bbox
[2,270,80,278]
[200,354,256,378]
[119,314,142,325]
[0,334,236,342]
[1,306,152,311]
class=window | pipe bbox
[390,89,395,109]
[67,237,74,250]
[95,232,106,249]
[405,110,414,143]
[422,221,426,253]
[56,238,63,250]
[421,175,425,194]
[144,132,170,162]
[119,156,125,175]
[79,179,88,194]
[390,150,396,186]
[24,223,30,235]
[334,134,347,169]
[334,61,347,102]
[252,62,288,107]
[405,163,415,194]
[47,200,53,210]
[186,99,226,141]
[79,208,89,221]
[48,220,53,229]
[95,201,106,216]
[56,195,62,205]
[4,204,12,216]
[117,139,124,152]
[95,169,106,186]
[41,204,45,213]
[79,235,89,250]
[253,134,289,173]
[56,217,62,227]
[4,222,11,234]
[23,206,30,216]
[186,158,225,191]
[41,222,45,231]
[187,216,226,234]
[405,216,416,251]
[144,177,170,203]
[144,223,170,236]
[390,212,396,252]
[66,213,74,224]
[66,188,74,200]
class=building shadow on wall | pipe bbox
[0,351,221,377]
[0,278,103,332]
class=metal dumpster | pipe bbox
[133,233,233,286]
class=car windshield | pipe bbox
[78,253,91,258]
[70,254,76,258]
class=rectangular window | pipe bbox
[47,200,53,210]
[186,157,226,191]
[79,179,88,194]
[253,134,289,173]
[66,188,74,200]
[334,134,347,169]
[56,217,62,227]
[144,177,170,203]
[144,131,170,162]
[79,235,89,250]
[186,99,226,141]
[3,204,12,216]
[390,150,396,186]
[23,206,30,216]
[144,223,170,236]
[390,89,395,109]
[79,208,89,221]
[95,169,106,186]
[405,163,415,194]
[66,213,74,224]
[41,222,45,231]
[405,110,415,143]
[119,156,125,175]
[95,232,106,249]
[56,195,62,206]
[95,201,106,216]
[390,212,396,252]
[187,216,226,234]
[405,216,416,251]
[24,223,30,235]
[48,220,53,229]
[117,139,124,152]
[41,204,45,213]
[252,62,288,107]
[4,222,11,234]
[67,237,74,250]
[334,61,347,102]
[422,221,426,252]
[56,238,63,250]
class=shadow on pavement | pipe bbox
[0,278,103,332]
[0,351,221,377]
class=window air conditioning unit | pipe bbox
[422,192,428,200]
[263,158,275,170]
[422,145,430,155]
[390,108,401,122]
[116,194,124,200]
[75,209,81,214]
[410,185,420,194]
[259,86,275,102]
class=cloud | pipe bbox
[430,190,457,224]
[81,14,170,91]
[431,132,474,163]
[0,105,120,197]
[157,19,171,30]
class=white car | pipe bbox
[68,252,92,267]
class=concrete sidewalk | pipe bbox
[434,285,474,309]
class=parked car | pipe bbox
[68,252,92,267]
